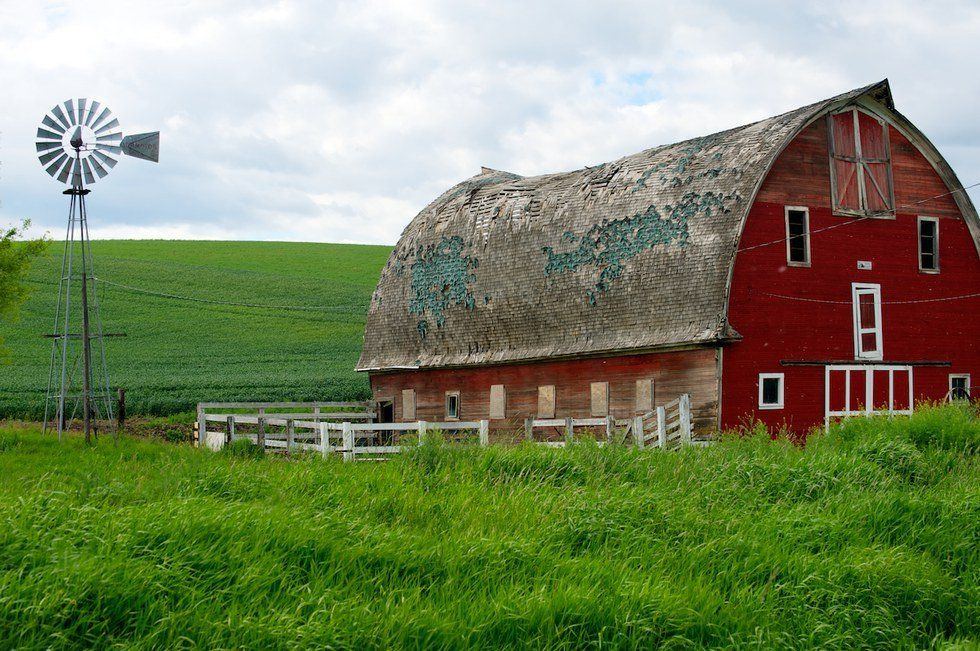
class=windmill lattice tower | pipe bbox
[35,98,159,440]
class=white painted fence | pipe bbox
[198,394,703,458]
[522,394,695,450]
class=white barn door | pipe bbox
[824,365,913,430]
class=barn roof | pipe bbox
[357,81,897,371]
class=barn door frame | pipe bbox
[824,364,913,430]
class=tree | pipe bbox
[0,220,48,358]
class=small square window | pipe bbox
[445,392,460,420]
[949,375,970,402]
[758,373,784,409]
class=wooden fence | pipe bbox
[197,394,702,459]
[524,394,695,450]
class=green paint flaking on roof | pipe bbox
[409,236,480,338]
[542,191,737,304]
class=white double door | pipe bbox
[824,365,913,428]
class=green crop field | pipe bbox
[0,405,978,648]
[0,240,392,419]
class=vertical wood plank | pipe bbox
[197,405,206,449]
[257,417,266,449]
[286,419,295,456]
[657,406,666,448]
[605,415,615,444]
[479,420,489,447]
[633,415,644,448]
[226,416,235,445]
[680,394,692,446]
[342,422,353,462]
[564,417,573,443]
[319,423,329,458]
[418,420,427,445]
[524,418,533,442]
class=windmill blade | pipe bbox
[36,140,62,153]
[82,158,95,185]
[63,100,77,125]
[77,99,87,125]
[84,100,100,127]
[96,131,122,142]
[93,150,118,168]
[46,153,70,178]
[120,132,160,162]
[42,115,66,134]
[95,143,122,155]
[90,107,112,131]
[70,159,83,187]
[39,149,63,165]
[51,104,72,130]
[37,127,62,140]
[56,157,73,183]
[95,118,119,135]
[88,156,109,178]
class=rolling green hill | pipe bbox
[0,240,392,419]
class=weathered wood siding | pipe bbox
[370,347,719,433]
[723,117,980,432]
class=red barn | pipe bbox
[357,80,980,435]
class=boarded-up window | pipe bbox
[489,384,506,419]
[537,385,555,418]
[829,108,894,216]
[635,378,654,412]
[590,382,609,417]
[402,389,416,420]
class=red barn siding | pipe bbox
[723,118,980,432]
[370,347,719,433]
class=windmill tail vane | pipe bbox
[36,98,160,441]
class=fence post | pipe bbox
[524,418,533,442]
[633,415,644,448]
[197,404,206,449]
[257,417,266,449]
[679,394,692,446]
[319,423,329,458]
[605,416,615,444]
[657,407,666,448]
[342,422,354,462]
[313,405,321,426]
[478,420,489,447]
[418,421,427,445]
[286,419,295,456]
[564,417,573,444]
[226,416,235,445]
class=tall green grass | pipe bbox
[0,404,978,648]
[0,240,391,418]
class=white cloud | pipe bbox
[1,0,978,244]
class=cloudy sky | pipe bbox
[1,1,978,245]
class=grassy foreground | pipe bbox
[1,405,978,649]
[0,240,391,419]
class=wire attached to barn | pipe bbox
[736,181,980,255]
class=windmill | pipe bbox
[36,98,159,442]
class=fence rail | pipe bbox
[197,394,701,460]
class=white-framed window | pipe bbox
[445,391,460,420]
[852,283,883,360]
[829,107,895,217]
[785,206,811,266]
[949,374,970,401]
[918,216,939,273]
[758,373,785,409]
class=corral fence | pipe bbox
[524,394,701,450]
[196,394,703,460]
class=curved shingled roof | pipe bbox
[357,81,898,371]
